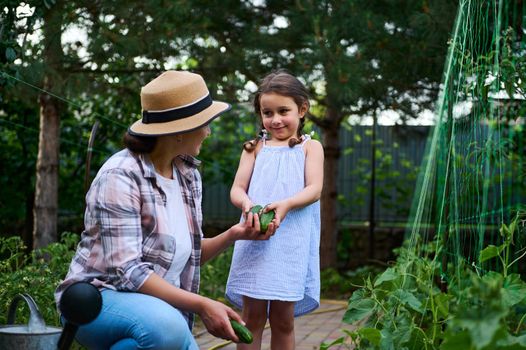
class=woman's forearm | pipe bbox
[200,212,270,264]
[138,273,206,314]
[201,228,236,264]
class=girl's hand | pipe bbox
[198,298,243,342]
[241,199,254,215]
[263,200,290,227]
[229,211,277,241]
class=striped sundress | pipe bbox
[226,135,320,316]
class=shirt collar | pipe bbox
[138,153,157,179]
[138,153,200,181]
[174,155,201,182]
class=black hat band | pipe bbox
[142,94,213,124]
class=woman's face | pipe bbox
[179,124,211,156]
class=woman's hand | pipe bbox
[229,211,277,241]
[198,298,244,342]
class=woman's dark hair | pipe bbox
[243,69,310,152]
[122,131,157,154]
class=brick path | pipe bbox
[193,299,354,350]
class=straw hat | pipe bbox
[129,71,231,136]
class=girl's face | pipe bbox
[259,93,306,142]
[179,124,211,156]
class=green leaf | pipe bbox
[479,245,502,263]
[320,336,345,350]
[343,293,376,324]
[502,274,526,307]
[495,332,526,348]
[343,147,354,155]
[374,267,398,287]
[500,223,511,238]
[393,289,424,314]
[440,330,472,350]
[508,218,518,240]
[434,293,450,319]
[341,329,356,339]
[481,270,504,287]
[380,328,396,350]
[357,328,381,346]
[454,312,503,349]
[5,48,16,62]
[343,299,375,324]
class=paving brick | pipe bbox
[194,299,352,349]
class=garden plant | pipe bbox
[323,0,526,349]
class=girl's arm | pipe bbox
[265,139,324,224]
[230,147,258,213]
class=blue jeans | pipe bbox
[70,289,199,350]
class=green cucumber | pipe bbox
[250,205,263,214]
[260,209,275,233]
[249,204,275,233]
[230,320,253,344]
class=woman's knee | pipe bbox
[136,306,197,349]
[87,290,197,350]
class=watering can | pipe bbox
[0,282,102,350]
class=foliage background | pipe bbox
[0,1,457,259]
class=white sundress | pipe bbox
[225,135,321,317]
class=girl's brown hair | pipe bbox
[243,69,310,152]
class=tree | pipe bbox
[1,0,458,267]
[2,0,251,247]
[33,0,65,249]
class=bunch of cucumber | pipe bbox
[250,204,275,233]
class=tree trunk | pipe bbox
[33,4,63,249]
[319,117,341,269]
[34,80,61,249]
[24,190,34,253]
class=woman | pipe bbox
[55,71,276,350]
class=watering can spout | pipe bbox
[25,294,46,333]
[1,293,62,349]
[0,281,102,350]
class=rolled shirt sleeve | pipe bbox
[86,169,154,290]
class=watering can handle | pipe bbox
[6,294,47,332]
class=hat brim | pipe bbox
[128,101,231,136]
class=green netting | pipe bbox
[406,0,526,284]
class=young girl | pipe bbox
[226,70,324,349]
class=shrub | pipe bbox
[0,233,78,327]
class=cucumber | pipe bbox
[250,205,263,214]
[249,204,275,233]
[230,320,253,344]
[260,210,275,233]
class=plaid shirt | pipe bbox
[55,149,203,328]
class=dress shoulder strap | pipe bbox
[300,134,312,146]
